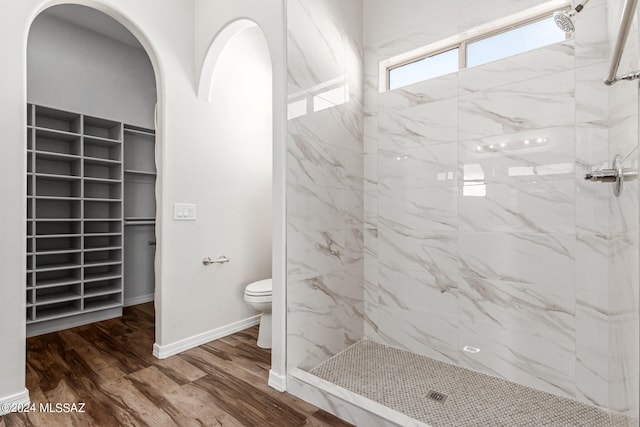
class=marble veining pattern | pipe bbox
[459,180,575,233]
[360,0,638,418]
[284,0,638,424]
[458,71,575,140]
[286,0,365,374]
[377,97,458,150]
[458,231,576,286]
[378,143,458,190]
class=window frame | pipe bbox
[385,8,572,92]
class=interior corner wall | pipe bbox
[161,20,273,343]
[193,0,288,382]
[606,0,640,419]
[362,0,638,417]
[27,13,156,129]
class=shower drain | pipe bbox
[426,390,448,404]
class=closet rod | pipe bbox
[604,0,639,85]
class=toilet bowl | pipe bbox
[244,278,272,349]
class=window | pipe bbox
[384,11,568,91]
[467,16,565,68]
[389,48,459,91]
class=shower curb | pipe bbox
[289,369,430,427]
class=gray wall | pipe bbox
[28,12,156,128]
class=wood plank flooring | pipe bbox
[0,304,353,427]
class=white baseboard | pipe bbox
[268,370,287,392]
[153,315,261,359]
[124,293,155,307]
[0,389,30,416]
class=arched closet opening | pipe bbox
[26,4,158,337]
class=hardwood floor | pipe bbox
[0,304,353,427]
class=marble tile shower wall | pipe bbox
[606,0,640,420]
[363,0,639,417]
[286,0,365,371]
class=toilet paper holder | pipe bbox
[202,255,229,265]
[203,255,230,266]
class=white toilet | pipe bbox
[244,278,272,349]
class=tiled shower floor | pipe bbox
[309,340,633,427]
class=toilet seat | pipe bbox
[245,278,272,296]
[244,293,272,304]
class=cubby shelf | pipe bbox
[35,292,81,306]
[33,249,82,256]
[84,246,122,253]
[34,151,81,162]
[85,285,121,298]
[84,135,121,146]
[33,173,81,182]
[84,156,121,166]
[30,196,81,201]
[28,304,82,324]
[34,218,82,222]
[84,177,120,184]
[34,127,81,141]
[84,273,122,283]
[124,127,155,137]
[33,262,82,272]
[26,104,126,332]
[35,277,82,288]
[83,298,122,313]
[26,103,156,336]
[124,169,156,176]
[36,233,82,239]
[84,197,122,202]
[84,259,122,268]
[84,232,121,237]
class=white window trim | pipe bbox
[379,0,572,92]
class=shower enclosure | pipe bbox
[284,0,639,425]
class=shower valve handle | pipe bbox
[584,169,618,182]
[584,154,628,197]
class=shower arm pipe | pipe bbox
[604,0,639,85]
[575,0,590,13]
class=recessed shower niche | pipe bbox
[26,4,157,336]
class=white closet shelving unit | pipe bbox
[123,125,156,305]
[26,104,156,336]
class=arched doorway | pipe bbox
[23,0,164,396]
[197,20,286,389]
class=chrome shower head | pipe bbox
[553,0,590,34]
[553,10,576,33]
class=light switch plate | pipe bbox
[174,203,196,220]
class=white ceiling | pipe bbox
[43,4,144,50]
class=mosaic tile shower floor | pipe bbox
[310,340,633,427]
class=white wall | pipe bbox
[0,0,196,405]
[0,0,287,406]
[28,11,156,128]
[157,23,273,345]
[193,0,287,386]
